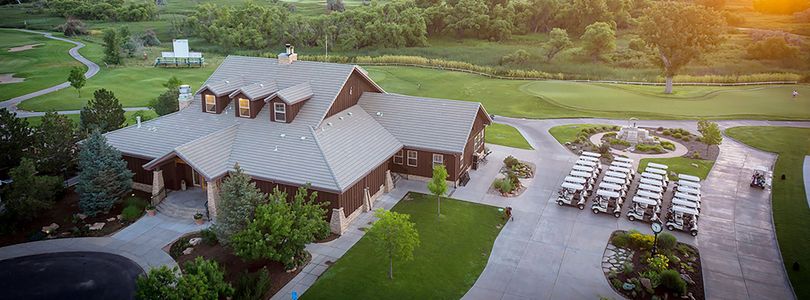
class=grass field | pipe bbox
[367,66,810,120]
[638,157,715,181]
[725,126,810,300]
[486,123,533,150]
[0,29,84,102]
[302,192,504,300]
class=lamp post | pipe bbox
[651,222,663,256]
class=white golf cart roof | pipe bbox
[636,190,662,200]
[642,172,664,181]
[602,176,626,185]
[645,167,667,176]
[678,185,701,195]
[674,192,700,202]
[576,160,598,168]
[579,156,600,163]
[648,162,669,170]
[754,166,769,173]
[569,170,593,178]
[597,189,620,198]
[672,199,698,209]
[632,196,658,206]
[599,182,623,191]
[605,171,628,179]
[564,176,586,184]
[640,178,663,187]
[609,165,632,174]
[572,165,594,173]
[678,173,700,182]
[611,161,633,169]
[638,183,663,193]
[614,156,633,163]
[672,205,699,215]
[678,180,701,189]
[581,151,601,158]
[561,182,584,190]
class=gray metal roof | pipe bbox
[273,81,313,105]
[358,93,485,154]
[230,81,278,100]
[199,77,244,96]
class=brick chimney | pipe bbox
[178,84,192,110]
[277,43,298,64]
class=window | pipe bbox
[238,98,250,117]
[432,154,444,167]
[274,103,287,122]
[474,130,485,152]
[205,95,216,112]
[393,150,403,165]
[407,150,418,167]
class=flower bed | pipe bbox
[559,125,621,160]
[603,230,704,300]
[492,156,535,197]
[645,127,719,160]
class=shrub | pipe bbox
[640,270,662,288]
[201,228,219,245]
[747,36,799,60]
[503,156,520,168]
[657,232,678,250]
[121,205,142,222]
[622,262,634,275]
[636,144,665,153]
[611,232,630,248]
[628,37,646,51]
[672,132,683,139]
[628,230,655,249]
[611,278,623,290]
[656,126,664,132]
[56,18,88,36]
[681,136,691,142]
[692,152,702,159]
[662,129,671,136]
[170,236,192,258]
[646,254,670,272]
[493,178,514,194]
[660,269,687,294]
[500,49,532,65]
[234,268,271,300]
[660,141,675,151]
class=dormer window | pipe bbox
[238,98,250,117]
[205,94,216,113]
[274,103,286,122]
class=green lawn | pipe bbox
[302,192,504,300]
[485,123,533,150]
[725,126,810,300]
[23,110,157,127]
[638,157,715,181]
[0,29,84,102]
[366,66,810,120]
[547,124,612,144]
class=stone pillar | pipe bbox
[206,179,220,220]
[362,187,372,212]
[384,170,394,193]
[151,170,165,204]
[330,208,346,235]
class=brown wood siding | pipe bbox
[158,160,179,190]
[268,98,303,123]
[252,179,339,222]
[460,107,491,176]
[337,160,389,217]
[389,148,458,181]
[123,155,153,185]
[200,90,231,114]
[174,162,194,189]
[324,70,383,119]
[230,92,266,119]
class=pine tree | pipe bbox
[34,112,77,177]
[76,130,133,216]
[213,163,267,245]
[0,108,32,174]
[150,89,180,116]
[80,89,126,133]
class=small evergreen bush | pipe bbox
[660,269,687,294]
[657,232,678,250]
[234,268,271,300]
[121,205,142,222]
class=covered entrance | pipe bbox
[146,157,220,220]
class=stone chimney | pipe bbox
[178,84,192,110]
[277,43,298,64]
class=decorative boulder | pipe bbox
[182,247,194,255]
[681,273,696,285]
[88,222,105,231]
[106,217,116,222]
[41,223,60,234]
[622,282,636,291]
[640,278,653,293]
[76,213,88,220]
[189,237,202,246]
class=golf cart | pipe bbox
[678,173,700,183]
[570,170,596,186]
[676,185,701,197]
[750,166,770,189]
[602,176,629,191]
[611,161,633,170]
[557,182,587,210]
[598,182,627,199]
[671,198,699,212]
[572,165,598,178]
[592,189,623,217]
[648,162,668,170]
[579,156,603,169]
[641,172,668,188]
[581,151,602,158]
[575,159,601,171]
[638,183,663,196]
[674,191,701,205]
[627,196,661,223]
[635,190,663,205]
[640,177,663,188]
[609,165,634,178]
[665,205,699,236]
[605,171,631,185]
[677,179,701,190]
[614,156,633,164]
[564,176,593,196]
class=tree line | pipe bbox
[44,0,157,22]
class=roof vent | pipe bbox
[280,133,286,138]
[376,112,383,116]
[347,112,353,116]
[339,117,344,120]
[273,146,278,151]
[224,80,230,84]
[300,136,306,140]
[327,122,333,127]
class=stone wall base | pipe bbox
[399,173,459,188]
[330,185,385,235]
[132,182,152,193]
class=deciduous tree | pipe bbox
[103,28,121,65]
[697,120,723,152]
[444,0,489,38]
[0,108,32,174]
[213,163,267,245]
[68,66,85,97]
[80,89,126,133]
[76,130,133,216]
[1,158,63,224]
[367,209,420,279]
[136,258,233,300]
[427,164,448,216]
[580,22,615,61]
[543,28,572,62]
[638,2,725,94]
[33,112,77,177]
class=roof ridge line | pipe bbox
[308,125,343,191]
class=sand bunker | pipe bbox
[0,74,24,84]
[8,43,43,52]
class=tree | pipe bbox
[696,0,725,9]
[638,2,725,94]
[163,75,182,90]
[444,0,489,38]
[697,119,723,152]
[80,89,126,133]
[103,28,121,65]
[33,112,77,177]
[0,108,32,174]
[231,186,329,269]
[212,163,267,245]
[76,130,133,216]
[149,89,179,116]
[136,258,233,300]
[68,66,85,97]
[746,36,799,60]
[366,209,420,279]
[1,158,63,224]
[57,17,87,37]
[543,28,572,62]
[427,164,448,217]
[580,22,616,61]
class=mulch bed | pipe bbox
[604,231,705,300]
[643,127,719,161]
[0,189,151,248]
[170,233,308,298]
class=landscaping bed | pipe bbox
[168,231,308,299]
[644,127,719,161]
[491,155,535,197]
[0,189,150,247]
[603,230,704,300]
[549,124,619,161]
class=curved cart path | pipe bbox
[1,29,100,112]
[459,118,809,300]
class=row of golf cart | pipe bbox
[665,173,702,236]
[557,151,603,210]
[591,156,635,218]
[626,163,669,224]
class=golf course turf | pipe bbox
[725,126,810,300]
[638,157,715,181]
[486,123,533,150]
[301,192,504,300]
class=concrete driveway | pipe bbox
[458,118,807,300]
